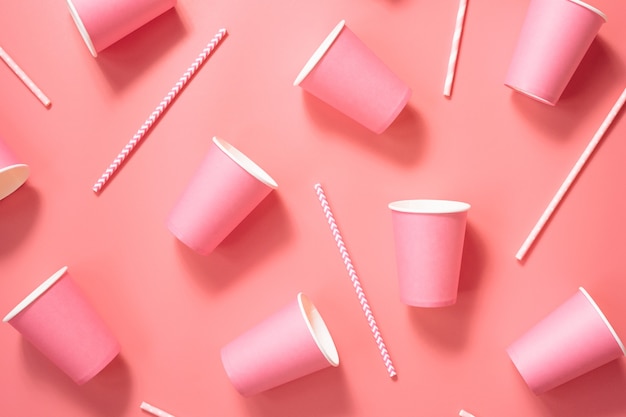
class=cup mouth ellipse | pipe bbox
[567,0,607,22]
[66,0,98,57]
[212,137,278,189]
[3,266,69,322]
[0,163,29,200]
[297,292,340,367]
[388,199,471,214]
[293,20,346,86]
[578,287,626,355]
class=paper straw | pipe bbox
[92,28,228,194]
[459,410,476,417]
[443,0,468,97]
[140,401,176,417]
[314,183,397,378]
[516,86,626,261]
[0,46,51,108]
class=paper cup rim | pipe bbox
[567,0,607,22]
[293,20,346,86]
[66,0,98,57]
[0,163,29,199]
[3,266,69,323]
[297,292,340,367]
[388,199,471,214]
[212,137,278,189]
[578,287,626,355]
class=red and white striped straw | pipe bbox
[314,183,397,378]
[140,401,176,417]
[0,46,51,108]
[92,28,228,194]
[443,0,468,97]
[516,87,626,261]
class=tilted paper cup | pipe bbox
[221,292,339,396]
[507,287,626,394]
[505,0,606,105]
[389,200,470,307]
[67,0,177,57]
[3,267,121,384]
[167,137,278,256]
[0,137,29,200]
[294,20,412,134]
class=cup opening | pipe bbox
[0,164,29,200]
[388,199,471,214]
[297,292,340,367]
[3,266,69,323]
[293,20,346,86]
[567,0,607,22]
[66,0,98,57]
[505,84,556,106]
[212,137,278,189]
[578,287,626,355]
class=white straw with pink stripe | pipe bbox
[516,87,626,260]
[443,0,468,97]
[0,46,51,108]
[92,28,228,194]
[314,183,397,378]
[140,401,176,417]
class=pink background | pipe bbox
[1,0,626,416]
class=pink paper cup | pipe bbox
[3,266,121,384]
[220,292,339,397]
[505,0,606,105]
[167,137,278,256]
[294,20,412,134]
[507,287,626,394]
[67,0,177,57]
[389,200,470,307]
[0,138,29,200]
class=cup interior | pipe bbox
[3,266,69,322]
[0,164,29,200]
[66,0,98,57]
[567,0,607,21]
[388,199,471,214]
[212,137,278,189]
[297,292,339,367]
[293,20,346,86]
[578,287,626,355]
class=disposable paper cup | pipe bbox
[294,20,412,134]
[389,200,470,307]
[67,0,177,57]
[504,0,606,105]
[221,292,339,396]
[507,287,626,394]
[0,138,29,200]
[167,137,278,256]
[3,267,121,384]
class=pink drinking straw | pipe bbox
[443,0,468,97]
[516,86,626,261]
[140,402,177,417]
[92,28,228,194]
[314,183,397,378]
[0,46,51,108]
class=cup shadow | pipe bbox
[406,222,486,350]
[510,37,624,139]
[242,365,351,417]
[301,92,427,166]
[0,184,40,258]
[174,192,293,291]
[539,360,626,416]
[20,340,133,417]
[95,7,188,92]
